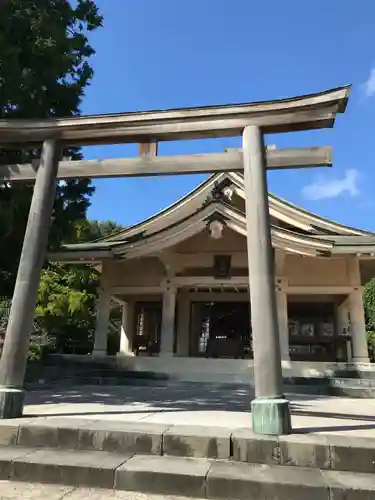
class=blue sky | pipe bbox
[82,0,375,231]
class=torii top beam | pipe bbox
[0,86,350,147]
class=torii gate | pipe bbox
[0,86,350,434]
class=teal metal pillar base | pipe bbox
[0,388,24,419]
[251,397,292,436]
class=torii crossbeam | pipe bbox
[0,86,350,436]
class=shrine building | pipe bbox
[50,169,375,382]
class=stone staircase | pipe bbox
[25,355,170,388]
[23,355,375,400]
[284,369,375,398]
[0,418,374,498]
[327,369,375,398]
[24,355,375,400]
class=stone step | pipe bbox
[332,369,375,379]
[0,447,375,498]
[26,365,170,378]
[324,377,375,398]
[283,384,329,395]
[25,377,330,395]
[2,419,375,474]
[329,386,375,398]
[329,377,375,388]
[25,376,171,389]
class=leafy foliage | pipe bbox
[0,298,11,330]
[75,219,126,242]
[367,331,375,364]
[34,219,125,355]
[1,217,125,358]
[364,278,375,331]
[0,2,129,358]
[36,264,99,354]
[0,0,103,296]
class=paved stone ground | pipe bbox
[18,384,375,437]
[0,481,192,499]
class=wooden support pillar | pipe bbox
[349,288,370,363]
[337,298,351,361]
[242,125,291,435]
[119,302,134,356]
[160,284,177,357]
[276,288,290,362]
[138,141,158,157]
[176,290,190,356]
[337,298,350,336]
[0,138,61,419]
[93,288,111,357]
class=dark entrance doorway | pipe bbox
[190,302,252,358]
[134,301,162,356]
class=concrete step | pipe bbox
[25,377,330,394]
[332,369,375,379]
[2,419,375,474]
[285,377,375,398]
[326,377,375,397]
[25,364,171,387]
[1,446,375,498]
[26,376,171,389]
[329,378,375,388]
[283,384,330,395]
[329,386,375,398]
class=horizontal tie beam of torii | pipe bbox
[0,146,332,182]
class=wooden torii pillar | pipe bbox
[243,126,289,433]
[0,86,350,435]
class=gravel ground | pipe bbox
[0,481,194,500]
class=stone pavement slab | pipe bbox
[163,425,231,459]
[278,433,331,469]
[17,422,81,449]
[11,448,131,489]
[206,461,329,500]
[115,455,210,497]
[2,449,375,499]
[328,434,375,473]
[4,420,375,474]
[76,421,171,454]
[323,470,375,500]
[231,428,279,465]
[0,447,37,479]
[20,385,375,438]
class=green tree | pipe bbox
[364,278,375,330]
[0,0,103,296]
[75,219,125,242]
[35,263,99,354]
[34,219,125,355]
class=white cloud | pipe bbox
[363,67,375,97]
[301,169,360,201]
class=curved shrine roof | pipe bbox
[50,171,375,263]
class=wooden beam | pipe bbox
[0,146,332,182]
[286,285,354,295]
[0,86,350,146]
[138,141,158,157]
[0,110,337,147]
[173,276,249,287]
[47,250,112,261]
[108,286,162,295]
